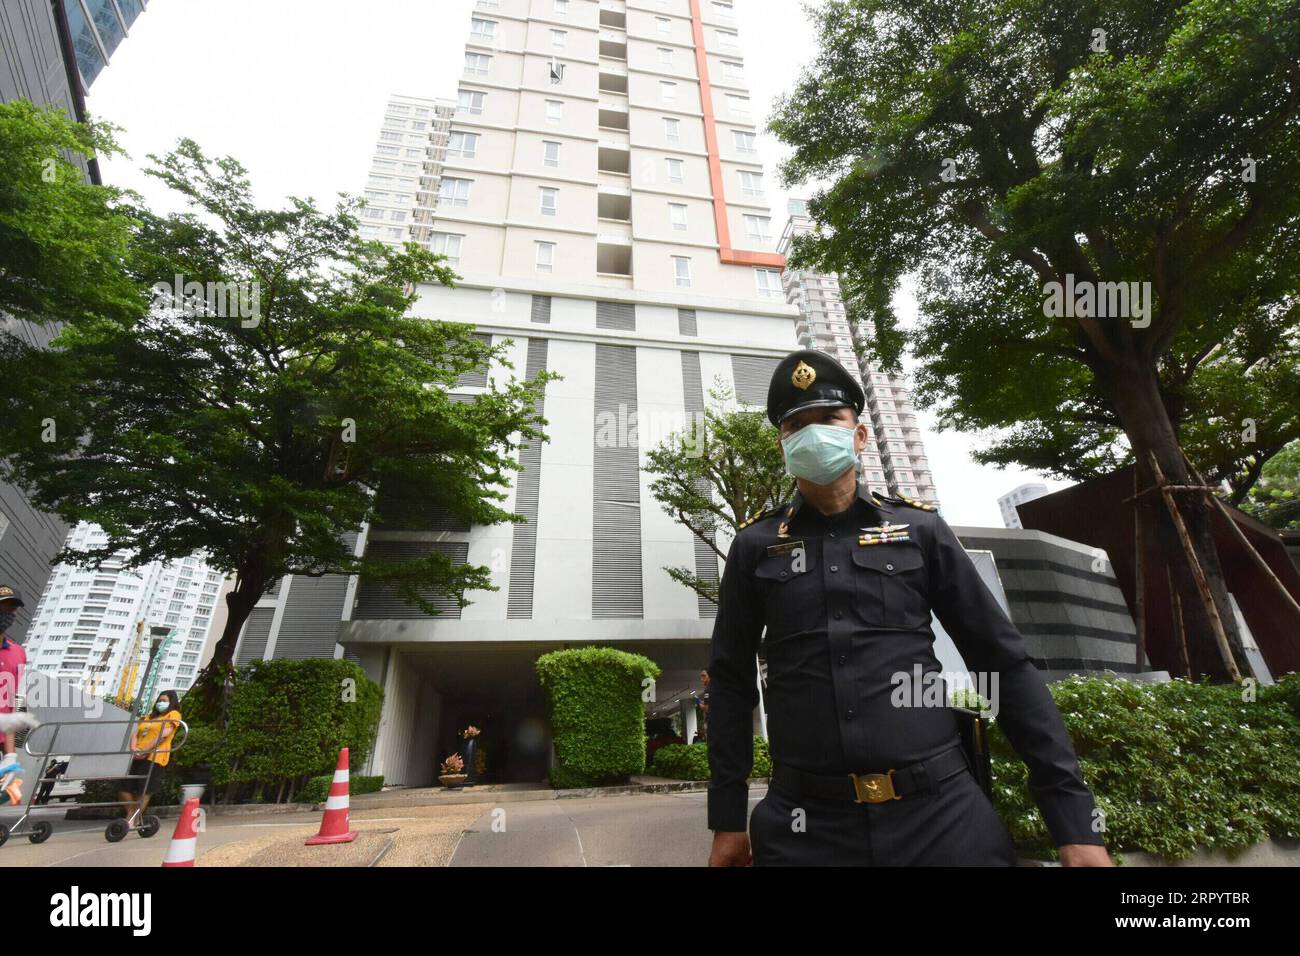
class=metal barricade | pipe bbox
[0,717,189,848]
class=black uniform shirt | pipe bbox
[706,484,1104,847]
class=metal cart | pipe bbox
[0,717,189,847]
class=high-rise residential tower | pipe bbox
[998,482,1050,530]
[23,523,225,697]
[779,199,942,507]
[236,0,800,786]
[358,94,457,250]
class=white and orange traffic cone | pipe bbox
[161,797,202,867]
[305,747,357,845]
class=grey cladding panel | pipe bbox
[235,608,275,665]
[508,339,549,618]
[354,540,468,619]
[596,301,636,332]
[593,344,642,618]
[273,573,349,659]
[531,295,552,324]
[455,332,492,388]
[731,355,780,406]
[678,308,698,336]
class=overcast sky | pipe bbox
[86,0,1070,526]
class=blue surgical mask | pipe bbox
[781,423,860,485]
[155,701,169,713]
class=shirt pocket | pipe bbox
[850,544,930,628]
[753,546,823,639]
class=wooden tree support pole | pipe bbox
[1147,452,1241,682]
[1133,468,1146,672]
[1178,451,1300,624]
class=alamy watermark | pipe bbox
[151,274,261,328]
[1042,273,1151,328]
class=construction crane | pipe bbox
[136,627,177,716]
[113,621,147,711]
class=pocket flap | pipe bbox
[851,547,923,575]
[754,547,818,582]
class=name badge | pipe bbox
[766,540,805,557]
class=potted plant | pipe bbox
[438,753,467,788]
[461,725,481,784]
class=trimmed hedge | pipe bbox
[298,773,385,805]
[650,736,770,780]
[536,647,661,788]
[989,673,1300,861]
[173,658,384,804]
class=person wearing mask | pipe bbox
[117,689,183,819]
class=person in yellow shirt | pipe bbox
[117,689,182,818]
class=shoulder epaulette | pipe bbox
[888,493,937,512]
[737,505,781,531]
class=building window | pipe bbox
[660,81,677,103]
[744,215,772,242]
[470,18,497,40]
[733,130,756,153]
[723,60,744,80]
[431,233,464,267]
[465,52,491,75]
[545,99,564,122]
[658,47,674,65]
[669,203,688,231]
[666,158,684,184]
[543,140,561,168]
[656,17,672,34]
[536,241,556,273]
[756,269,782,298]
[551,29,567,47]
[717,29,738,48]
[447,131,479,158]
[713,0,735,18]
[439,178,472,208]
[458,90,485,115]
[739,170,764,196]
[673,256,692,288]
[664,117,681,143]
[549,59,566,84]
[554,0,569,14]
[727,94,750,118]
[540,187,559,216]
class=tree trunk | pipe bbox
[187,569,272,717]
[1109,368,1251,680]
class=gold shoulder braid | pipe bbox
[896,494,937,512]
[737,504,785,531]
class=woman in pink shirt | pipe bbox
[0,586,32,804]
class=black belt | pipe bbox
[772,744,969,805]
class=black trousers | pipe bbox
[749,765,1019,866]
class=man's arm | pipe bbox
[928,517,1107,851]
[706,533,763,834]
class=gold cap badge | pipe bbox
[792,361,816,390]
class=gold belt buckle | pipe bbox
[849,769,900,804]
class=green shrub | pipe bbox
[988,673,1300,861]
[173,658,384,804]
[298,774,384,805]
[649,737,770,780]
[536,647,660,788]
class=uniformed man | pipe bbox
[706,350,1112,866]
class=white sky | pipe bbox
[86,0,1071,526]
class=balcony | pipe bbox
[599,9,627,29]
[598,192,631,221]
[598,145,630,175]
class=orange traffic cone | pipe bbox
[161,797,202,867]
[305,748,358,845]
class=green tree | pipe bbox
[772,0,1300,677]
[0,100,139,328]
[0,139,552,707]
[1240,441,1300,531]
[644,383,793,604]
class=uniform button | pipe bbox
[829,531,837,538]
[845,709,856,720]
[830,565,839,572]
[886,563,895,572]
[838,655,846,665]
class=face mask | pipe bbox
[781,422,860,486]
[0,611,15,634]
[155,701,169,713]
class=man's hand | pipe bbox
[708,830,752,866]
[1058,843,1113,866]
